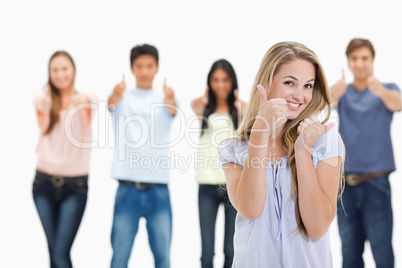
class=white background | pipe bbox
[1,0,401,267]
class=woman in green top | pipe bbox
[191,59,247,268]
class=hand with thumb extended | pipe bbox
[255,84,288,132]
[191,85,209,116]
[233,88,247,115]
[114,74,126,96]
[35,94,52,112]
[367,67,383,97]
[332,68,348,101]
[163,78,175,100]
[296,116,335,151]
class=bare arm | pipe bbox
[377,86,401,112]
[72,93,92,127]
[330,69,348,109]
[223,121,270,219]
[34,94,51,133]
[368,70,401,112]
[295,117,341,239]
[164,96,177,116]
[191,86,208,116]
[222,147,267,219]
[329,91,339,109]
[36,110,51,133]
[108,75,126,111]
[233,89,248,120]
[222,85,288,219]
[295,149,341,239]
[163,78,177,116]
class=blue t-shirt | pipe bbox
[337,83,400,173]
[109,88,177,184]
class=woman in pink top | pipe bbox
[32,51,93,268]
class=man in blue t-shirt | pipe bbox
[331,38,401,268]
[107,44,178,268]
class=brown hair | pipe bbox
[45,51,76,134]
[235,41,335,237]
[346,38,375,58]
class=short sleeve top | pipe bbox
[337,83,400,173]
[108,88,178,184]
[219,129,344,268]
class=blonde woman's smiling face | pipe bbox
[269,59,315,120]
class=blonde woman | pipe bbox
[219,41,344,267]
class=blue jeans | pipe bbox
[110,182,172,268]
[337,175,394,268]
[198,184,236,268]
[32,171,88,268]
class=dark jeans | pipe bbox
[198,184,236,268]
[110,182,172,268]
[337,175,394,268]
[32,170,88,268]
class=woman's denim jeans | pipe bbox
[32,171,88,268]
[337,175,394,268]
[198,184,236,268]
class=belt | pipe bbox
[345,171,389,186]
[118,180,167,190]
[35,170,88,188]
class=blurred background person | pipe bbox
[331,38,401,268]
[32,50,95,268]
[191,59,246,268]
[108,44,179,268]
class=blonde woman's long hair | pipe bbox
[235,41,332,237]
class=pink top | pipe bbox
[35,102,93,177]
